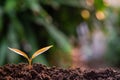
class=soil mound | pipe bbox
[0,63,120,80]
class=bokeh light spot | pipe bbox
[95,11,105,20]
[81,10,90,19]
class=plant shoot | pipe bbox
[8,45,53,68]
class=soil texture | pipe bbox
[0,63,120,80]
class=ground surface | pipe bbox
[0,63,120,80]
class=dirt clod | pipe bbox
[0,63,120,80]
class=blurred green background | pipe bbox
[0,0,120,68]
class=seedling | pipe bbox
[8,45,53,68]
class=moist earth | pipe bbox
[0,63,120,80]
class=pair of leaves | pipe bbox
[8,45,53,65]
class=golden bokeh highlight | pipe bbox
[86,0,94,6]
[95,11,105,20]
[81,10,90,19]
[103,0,110,7]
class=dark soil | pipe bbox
[0,63,120,80]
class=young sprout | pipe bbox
[8,45,53,68]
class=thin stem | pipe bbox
[28,58,32,69]
[29,59,32,66]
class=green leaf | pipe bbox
[31,6,72,53]
[94,0,106,10]
[39,19,72,53]
[9,13,25,39]
[25,0,41,12]
[52,0,82,7]
[7,24,20,63]
[0,39,7,65]
[0,7,3,32]
[25,25,49,65]
[4,0,17,13]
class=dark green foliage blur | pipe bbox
[0,0,120,67]
[0,0,81,66]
